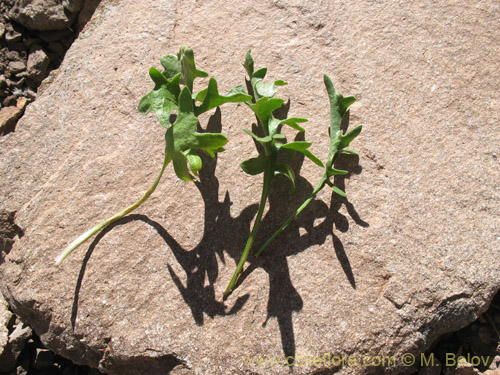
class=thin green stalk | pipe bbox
[255,175,328,258]
[224,159,273,296]
[54,152,171,265]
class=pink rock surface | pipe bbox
[0,1,499,374]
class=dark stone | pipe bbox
[47,42,64,56]
[62,0,84,13]
[33,348,55,370]
[6,77,26,88]
[2,95,17,107]
[4,30,22,43]
[22,37,41,49]
[40,367,60,375]
[8,0,78,31]
[7,61,26,74]
[26,45,50,83]
[5,42,26,54]
[0,319,32,373]
[5,51,21,61]
[38,29,73,43]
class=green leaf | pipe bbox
[279,141,312,152]
[268,117,282,136]
[323,74,359,164]
[178,46,208,91]
[298,150,324,168]
[272,134,286,141]
[174,87,228,152]
[248,97,284,126]
[195,78,252,116]
[274,163,295,194]
[331,185,347,198]
[280,141,324,168]
[148,66,170,86]
[338,95,356,117]
[186,150,202,176]
[255,79,288,98]
[227,84,248,96]
[324,74,342,136]
[326,167,348,177]
[243,128,272,144]
[241,154,266,175]
[341,148,359,156]
[160,54,181,80]
[137,68,180,127]
[243,50,254,77]
[340,125,363,148]
[164,86,228,181]
[268,117,307,136]
[253,67,267,79]
[280,117,307,132]
[165,127,192,181]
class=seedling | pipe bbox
[254,74,362,257]
[55,48,362,302]
[223,51,324,296]
[55,47,251,264]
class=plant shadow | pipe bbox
[71,107,368,366]
[223,108,367,363]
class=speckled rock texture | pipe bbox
[0,1,499,374]
[0,294,12,360]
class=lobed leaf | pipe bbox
[241,154,266,175]
[165,128,192,181]
[280,141,324,168]
[243,128,272,144]
[323,74,362,166]
[165,87,228,181]
[268,117,307,136]
[137,68,180,127]
[340,125,363,148]
[338,95,356,117]
[248,97,284,127]
[279,117,307,132]
[227,84,248,96]
[160,54,181,80]
[255,79,288,98]
[178,46,208,91]
[195,78,251,116]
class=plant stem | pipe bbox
[224,159,273,296]
[55,152,171,265]
[254,175,328,258]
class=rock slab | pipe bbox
[0,0,499,375]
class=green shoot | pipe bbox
[223,51,323,296]
[55,47,250,265]
[254,74,362,257]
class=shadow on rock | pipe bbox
[71,108,368,365]
[223,109,368,363]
